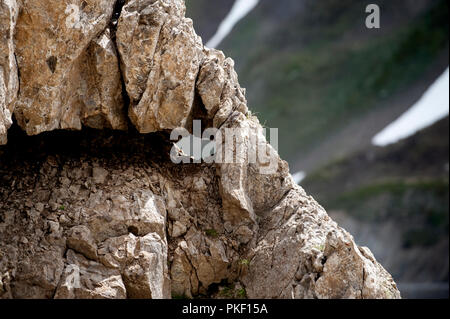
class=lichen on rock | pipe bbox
[0,0,401,299]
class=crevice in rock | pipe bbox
[112,0,126,25]
[361,267,366,298]
[127,225,139,236]
[14,53,20,97]
[109,0,132,131]
[315,272,321,281]
[267,187,296,214]
[46,56,57,74]
[179,245,201,293]
[186,86,213,135]
[255,189,300,243]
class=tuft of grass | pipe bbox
[237,288,247,299]
[218,283,247,299]
[240,259,250,266]
[205,229,218,238]
[219,285,234,298]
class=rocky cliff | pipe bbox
[0,0,400,299]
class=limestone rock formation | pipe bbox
[0,0,401,299]
[0,0,18,145]
[13,0,127,136]
[117,0,204,133]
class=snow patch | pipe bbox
[206,0,260,48]
[292,171,306,184]
[372,68,449,147]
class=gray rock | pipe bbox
[0,0,18,145]
[92,167,109,185]
[66,225,98,261]
[171,221,188,238]
[13,0,127,136]
[55,250,126,299]
[117,0,204,133]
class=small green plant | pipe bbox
[314,244,325,252]
[240,259,250,266]
[219,285,234,298]
[59,205,65,211]
[237,288,247,299]
[205,229,218,237]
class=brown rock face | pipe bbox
[0,0,401,299]
[117,0,204,133]
[0,0,18,145]
[13,0,127,136]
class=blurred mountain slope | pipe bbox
[303,116,449,297]
[216,0,449,172]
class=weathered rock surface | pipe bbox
[242,186,400,299]
[0,0,18,145]
[117,0,204,133]
[13,0,127,136]
[55,249,127,299]
[197,48,248,127]
[0,0,401,299]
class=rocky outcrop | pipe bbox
[0,0,400,299]
[117,0,204,133]
[0,0,18,145]
[13,0,127,136]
